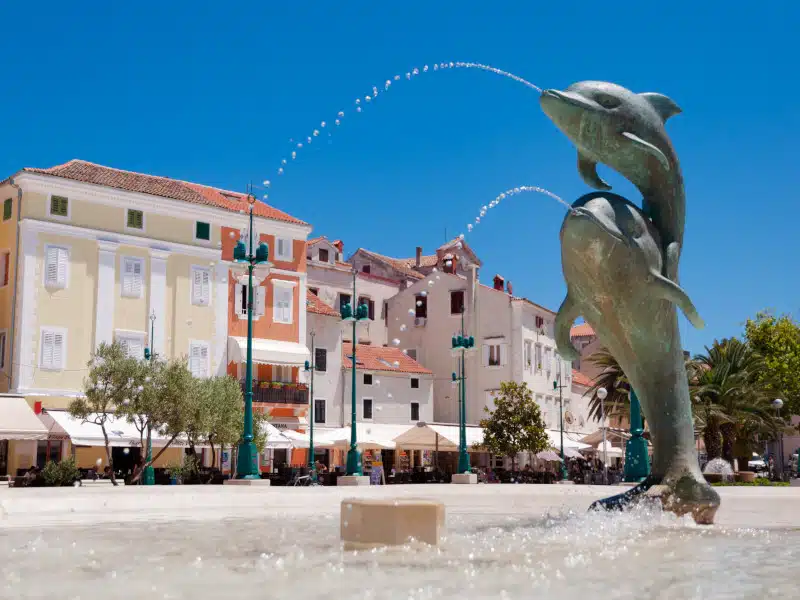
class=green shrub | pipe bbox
[42,458,81,487]
[712,477,790,487]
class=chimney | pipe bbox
[493,274,504,291]
[506,281,513,296]
[415,246,422,268]
[333,240,344,255]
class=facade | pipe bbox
[0,159,310,475]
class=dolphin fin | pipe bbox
[665,241,681,283]
[578,152,611,190]
[649,269,704,329]
[555,292,582,361]
[640,93,682,122]
[621,131,671,171]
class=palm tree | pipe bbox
[688,338,778,468]
[585,348,631,425]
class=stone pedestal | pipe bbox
[341,498,445,549]
[224,478,271,486]
[451,473,478,484]
[556,479,575,485]
[337,475,370,487]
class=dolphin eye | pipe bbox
[594,94,621,109]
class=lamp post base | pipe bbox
[451,473,478,484]
[224,478,271,486]
[457,450,471,475]
[624,429,650,483]
[345,448,363,477]
[143,466,155,486]
[235,440,260,480]
[337,475,370,486]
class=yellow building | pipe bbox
[0,160,311,476]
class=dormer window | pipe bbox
[319,248,329,263]
[362,265,371,274]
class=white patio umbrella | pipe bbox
[536,449,564,463]
[281,429,333,449]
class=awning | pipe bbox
[280,429,334,449]
[595,440,625,458]
[317,423,413,450]
[579,427,632,446]
[546,429,591,450]
[536,450,563,463]
[260,422,294,450]
[392,423,484,450]
[44,411,186,448]
[228,337,310,366]
[0,396,48,440]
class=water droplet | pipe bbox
[433,64,439,71]
[412,68,419,75]
[365,96,372,102]
[374,379,380,386]
[335,119,341,126]
[297,143,303,149]
[467,224,473,232]
[321,121,326,127]
[385,80,391,90]
[423,65,429,72]
[405,72,411,79]
[393,361,400,367]
[313,130,319,138]
[400,324,407,332]
[408,309,415,316]
[338,111,345,117]
[291,152,297,160]
[278,168,284,174]
[229,231,236,239]
[355,98,361,105]
[306,136,312,143]
[263,180,271,187]
[388,392,393,398]
[392,338,400,346]
[356,107,362,112]
[420,290,427,296]
[449,62,455,68]
[436,275,440,280]
[394,75,401,81]
[428,280,434,286]
[432,267,438,272]
[281,159,287,165]
[416,300,423,307]
[476,217,481,223]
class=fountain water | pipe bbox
[703,458,735,482]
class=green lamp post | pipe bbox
[623,389,650,482]
[232,194,271,479]
[303,331,318,485]
[553,366,569,481]
[341,270,370,476]
[450,310,475,474]
[141,309,156,485]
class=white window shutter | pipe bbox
[56,249,67,287]
[133,261,142,296]
[192,269,202,304]
[255,285,266,317]
[45,247,58,286]
[42,331,54,367]
[235,283,243,315]
[202,270,210,305]
[53,332,64,368]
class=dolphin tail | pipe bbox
[665,241,681,283]
[555,292,581,361]
[649,269,704,329]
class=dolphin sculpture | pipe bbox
[540,82,720,523]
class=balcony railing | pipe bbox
[244,382,309,405]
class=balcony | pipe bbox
[244,382,309,405]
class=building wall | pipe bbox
[305,312,344,429]
[342,369,433,425]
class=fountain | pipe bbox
[703,458,735,483]
[540,81,721,523]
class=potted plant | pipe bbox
[270,381,282,390]
[166,462,186,485]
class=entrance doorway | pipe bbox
[112,446,141,479]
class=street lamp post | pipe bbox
[772,398,784,481]
[231,194,271,479]
[341,270,370,476]
[303,331,318,484]
[553,368,569,481]
[597,387,608,484]
[450,310,475,474]
[141,309,156,485]
[623,388,650,482]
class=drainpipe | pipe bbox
[7,178,22,392]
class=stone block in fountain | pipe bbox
[340,498,445,549]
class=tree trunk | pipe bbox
[703,419,722,461]
[129,433,179,484]
[720,422,736,468]
[100,423,117,486]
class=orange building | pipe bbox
[221,201,313,436]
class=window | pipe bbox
[309,287,319,296]
[276,237,292,261]
[314,399,326,424]
[484,343,505,367]
[358,296,375,320]
[273,282,294,324]
[410,378,419,389]
[524,340,533,370]
[315,348,327,372]
[189,342,209,378]
[44,245,69,289]
[415,295,427,318]
[363,398,373,420]
[544,347,553,373]
[339,293,351,313]
[405,348,417,361]
[40,327,66,370]
[116,331,145,360]
[450,290,465,315]
[0,251,9,287]
[121,257,144,298]
[383,301,389,326]
[362,265,371,274]
[535,315,544,329]
[191,266,211,306]
[411,402,420,421]
[235,283,265,318]
[318,248,329,263]
[49,195,69,218]
[0,331,6,369]
[535,344,543,371]
[126,209,144,230]
[363,373,373,385]
[195,221,211,241]
[3,198,11,221]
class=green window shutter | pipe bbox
[3,199,11,221]
[195,221,210,241]
[127,210,143,229]
[50,195,68,217]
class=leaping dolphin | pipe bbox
[540,81,684,283]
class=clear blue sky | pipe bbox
[1,2,797,353]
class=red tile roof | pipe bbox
[570,323,595,338]
[572,369,593,387]
[356,249,425,280]
[342,343,432,374]
[306,290,339,317]
[22,159,308,226]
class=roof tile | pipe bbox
[306,290,339,317]
[342,343,431,374]
[572,369,593,387]
[570,323,595,338]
